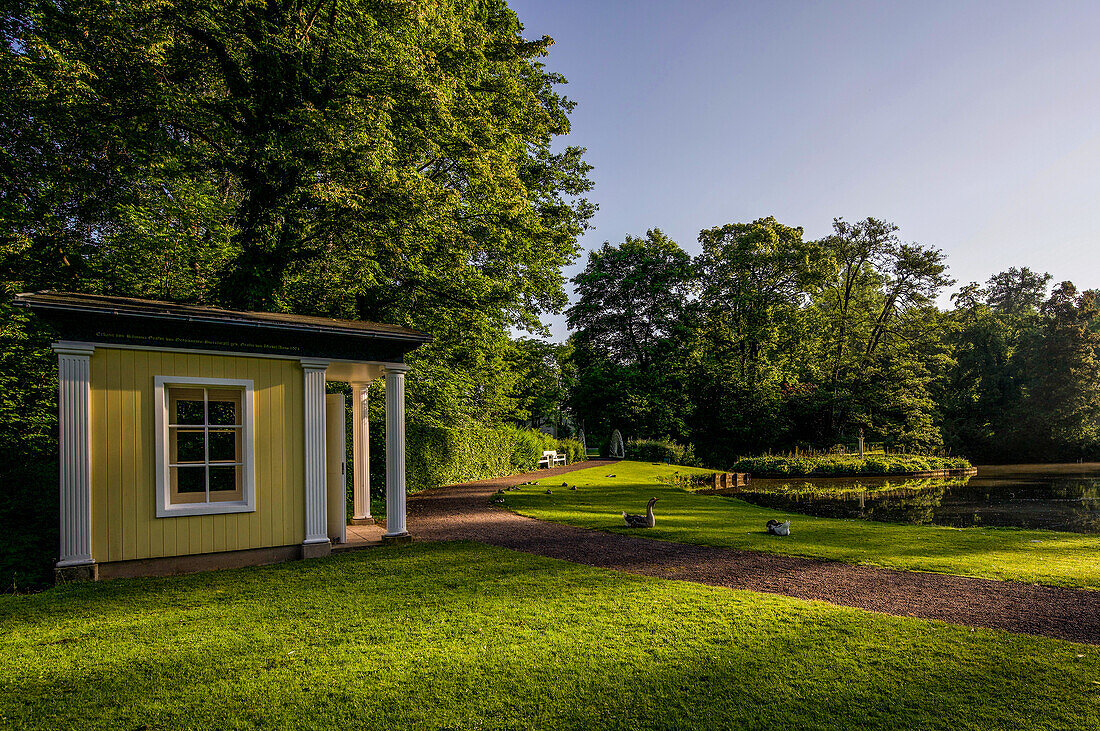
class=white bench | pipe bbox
[538,450,568,469]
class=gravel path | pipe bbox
[407,460,1100,646]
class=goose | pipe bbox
[569,485,578,490]
[545,489,553,495]
[766,519,791,536]
[622,497,658,528]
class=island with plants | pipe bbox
[728,453,975,478]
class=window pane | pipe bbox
[208,428,240,463]
[170,388,205,425]
[207,389,242,426]
[171,466,206,497]
[209,465,241,499]
[171,428,206,464]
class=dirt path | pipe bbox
[407,460,1100,646]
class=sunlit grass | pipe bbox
[0,543,1097,729]
[509,461,1100,589]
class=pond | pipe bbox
[735,463,1100,533]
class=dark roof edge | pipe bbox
[13,292,432,344]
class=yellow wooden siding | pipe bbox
[89,348,305,562]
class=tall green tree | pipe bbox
[939,269,1050,459]
[566,229,695,442]
[986,267,1052,315]
[1015,282,1100,458]
[812,218,952,447]
[505,337,574,433]
[4,0,595,321]
[695,217,828,388]
[688,217,829,462]
[568,229,694,370]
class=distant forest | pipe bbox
[565,220,1100,466]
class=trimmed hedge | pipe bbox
[729,453,972,477]
[624,438,695,466]
[406,422,584,493]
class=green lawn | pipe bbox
[0,543,1097,730]
[509,461,1100,589]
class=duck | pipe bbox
[569,485,577,490]
[545,489,553,495]
[766,519,791,536]
[622,497,658,528]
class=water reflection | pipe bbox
[733,463,1100,533]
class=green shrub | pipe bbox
[729,453,972,477]
[557,438,585,465]
[406,422,515,491]
[508,427,547,472]
[405,423,585,493]
[624,438,695,466]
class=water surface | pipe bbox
[736,463,1100,533]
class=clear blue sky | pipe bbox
[509,0,1100,341]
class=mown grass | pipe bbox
[511,461,1100,589]
[0,542,1097,730]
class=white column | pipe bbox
[54,342,95,569]
[301,359,330,547]
[383,364,410,538]
[351,382,372,522]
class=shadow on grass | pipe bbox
[2,542,1095,730]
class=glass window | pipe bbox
[167,385,245,506]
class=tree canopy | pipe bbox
[2,0,595,431]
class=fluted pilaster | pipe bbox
[54,342,95,568]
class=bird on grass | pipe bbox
[569,485,577,490]
[622,497,658,528]
[491,496,505,504]
[545,489,553,495]
[766,519,791,536]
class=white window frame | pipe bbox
[154,375,256,517]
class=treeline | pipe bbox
[564,219,1100,466]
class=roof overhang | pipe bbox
[14,292,431,364]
